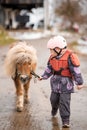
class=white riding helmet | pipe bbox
[47,35,67,49]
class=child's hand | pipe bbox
[76,85,83,90]
[38,76,43,81]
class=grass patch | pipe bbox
[0,26,16,46]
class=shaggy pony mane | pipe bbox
[4,41,37,77]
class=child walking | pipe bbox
[38,35,83,128]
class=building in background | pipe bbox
[0,0,87,30]
[0,0,44,29]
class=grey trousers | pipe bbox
[50,92,71,124]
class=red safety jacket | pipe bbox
[49,50,80,77]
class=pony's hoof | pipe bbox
[16,107,23,112]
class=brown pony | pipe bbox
[4,41,37,112]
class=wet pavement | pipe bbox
[0,37,87,130]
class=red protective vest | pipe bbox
[49,50,73,77]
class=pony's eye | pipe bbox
[28,63,31,65]
[17,63,20,65]
[18,63,21,66]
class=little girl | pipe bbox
[38,35,83,128]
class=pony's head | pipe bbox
[15,61,32,84]
[4,41,37,84]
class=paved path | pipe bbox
[0,38,87,130]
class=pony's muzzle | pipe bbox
[20,75,30,83]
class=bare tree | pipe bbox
[55,0,86,29]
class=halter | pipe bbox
[12,66,32,83]
[12,65,40,82]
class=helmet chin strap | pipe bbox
[53,48,62,56]
[53,46,67,56]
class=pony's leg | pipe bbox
[16,94,24,112]
[14,80,24,112]
[24,81,30,104]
